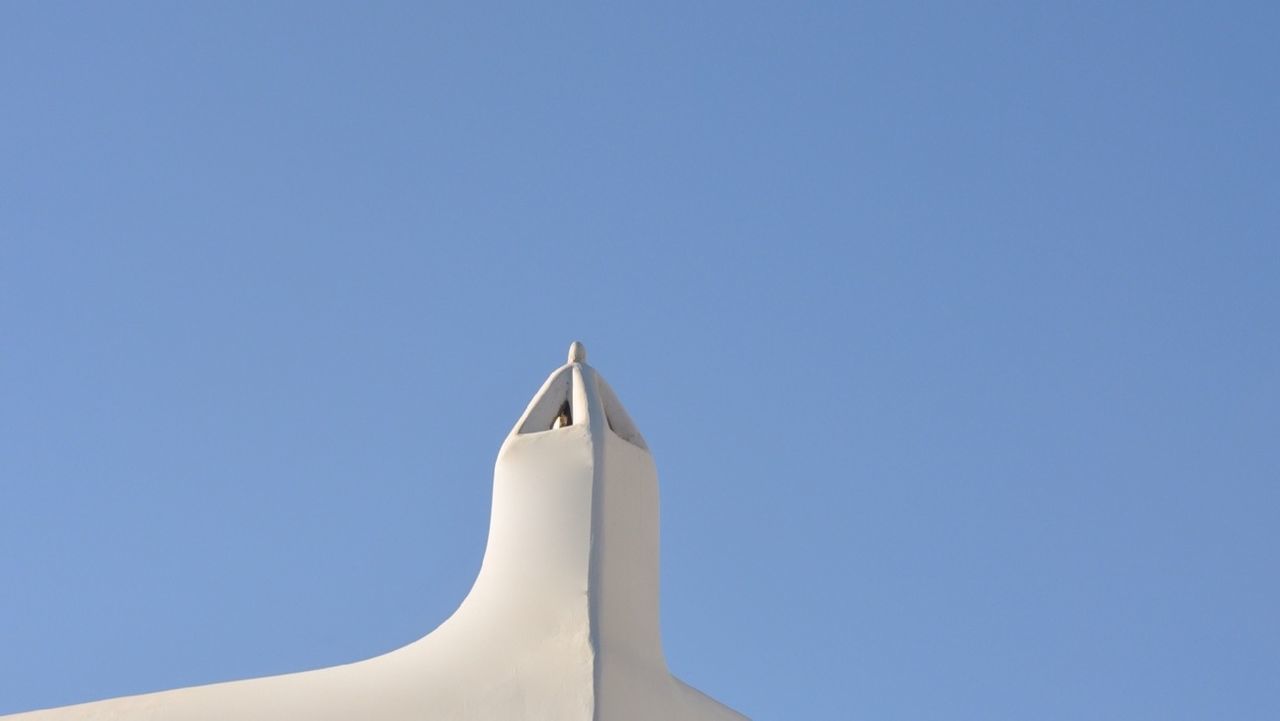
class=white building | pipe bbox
[5,343,748,721]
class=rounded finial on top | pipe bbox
[567,341,587,364]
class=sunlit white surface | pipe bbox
[3,344,746,721]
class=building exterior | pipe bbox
[5,343,748,721]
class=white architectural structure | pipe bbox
[6,343,748,721]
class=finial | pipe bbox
[568,341,587,364]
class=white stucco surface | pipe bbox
[4,344,748,721]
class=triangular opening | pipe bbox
[517,369,574,434]
[596,376,647,449]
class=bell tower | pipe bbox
[5,343,748,721]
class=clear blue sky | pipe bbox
[2,2,1277,719]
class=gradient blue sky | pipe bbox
[2,2,1277,719]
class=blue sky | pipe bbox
[1,2,1277,719]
